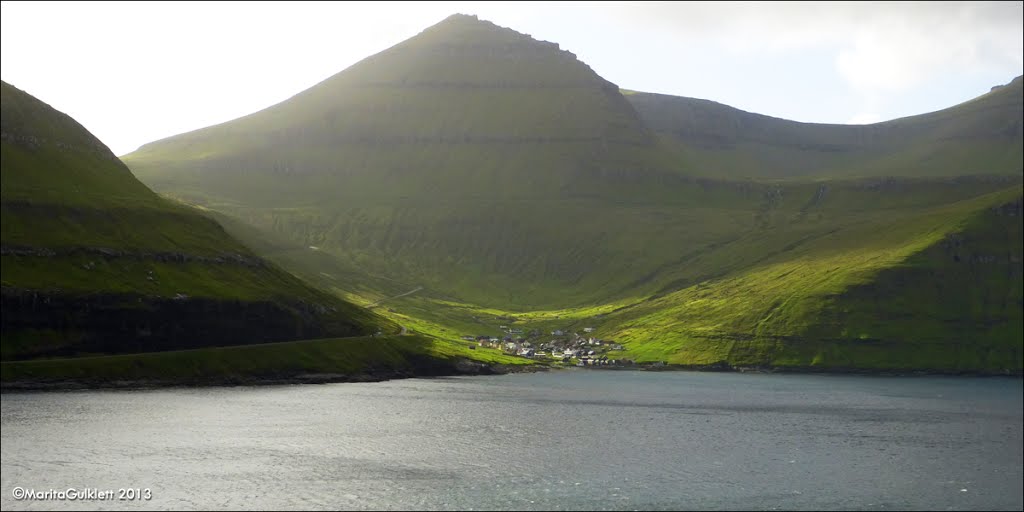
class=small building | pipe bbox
[551,330,565,336]
[583,327,595,333]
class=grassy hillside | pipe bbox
[198,174,1019,312]
[625,75,1023,179]
[1,80,388,361]
[599,186,1022,373]
[200,172,1022,374]
[122,14,1023,373]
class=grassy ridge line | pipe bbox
[625,75,1022,179]
[0,334,530,388]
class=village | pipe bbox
[460,325,635,367]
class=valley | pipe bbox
[3,14,1022,385]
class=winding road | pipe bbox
[367,286,424,308]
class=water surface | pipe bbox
[2,370,1021,510]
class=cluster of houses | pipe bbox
[460,327,633,367]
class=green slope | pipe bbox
[122,14,1023,372]
[1,80,388,360]
[599,186,1022,372]
[625,75,1023,179]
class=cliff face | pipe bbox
[2,291,354,360]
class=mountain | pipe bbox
[125,13,691,308]
[624,75,1023,179]
[127,14,673,206]
[1,80,387,360]
[123,14,1023,373]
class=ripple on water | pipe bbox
[2,372,1022,511]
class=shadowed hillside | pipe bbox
[1,80,387,360]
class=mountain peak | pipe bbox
[990,74,1023,92]
[439,13,480,23]
[412,13,560,50]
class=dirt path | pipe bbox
[367,286,423,308]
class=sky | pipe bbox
[1,1,1021,156]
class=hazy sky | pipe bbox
[2,1,1021,156]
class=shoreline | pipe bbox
[4,360,1020,392]
[0,359,549,393]
[607,361,1024,378]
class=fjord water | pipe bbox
[2,371,1021,511]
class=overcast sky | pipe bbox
[2,1,1021,156]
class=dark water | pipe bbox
[2,370,1021,510]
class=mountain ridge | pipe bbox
[121,14,1023,372]
[624,74,1022,178]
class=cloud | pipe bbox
[834,2,1024,92]
[602,1,1023,92]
